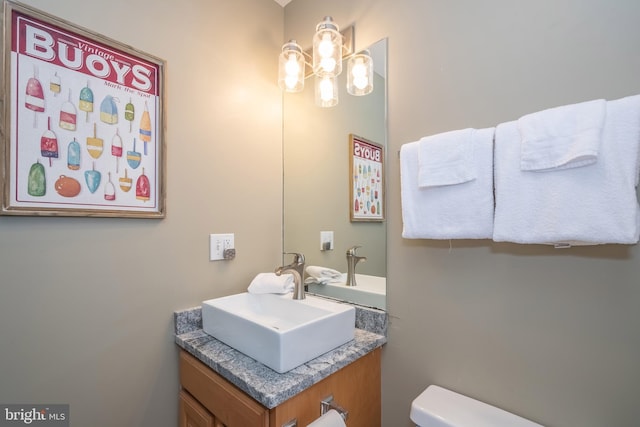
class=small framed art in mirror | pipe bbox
[349,134,384,222]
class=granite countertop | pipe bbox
[174,303,387,409]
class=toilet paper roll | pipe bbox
[306,409,346,427]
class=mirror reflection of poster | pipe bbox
[349,134,384,222]
[1,1,166,217]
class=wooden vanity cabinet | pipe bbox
[179,348,381,427]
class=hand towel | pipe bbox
[493,95,640,245]
[247,272,294,294]
[518,99,606,171]
[305,266,343,284]
[418,128,476,187]
[401,127,495,239]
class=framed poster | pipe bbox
[349,134,384,222]
[1,1,166,217]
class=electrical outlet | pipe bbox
[210,233,235,261]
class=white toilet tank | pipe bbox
[410,385,544,427]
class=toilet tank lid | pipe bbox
[410,385,544,427]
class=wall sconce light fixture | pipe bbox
[278,16,373,107]
[313,16,343,78]
[278,40,305,93]
[347,49,373,96]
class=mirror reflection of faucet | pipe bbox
[346,245,367,287]
[275,252,306,299]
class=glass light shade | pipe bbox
[347,51,373,96]
[278,40,305,93]
[312,17,342,77]
[315,75,338,108]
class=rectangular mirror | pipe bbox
[283,38,387,309]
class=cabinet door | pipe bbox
[179,390,214,427]
[270,348,381,427]
[180,351,269,427]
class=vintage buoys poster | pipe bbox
[1,2,165,217]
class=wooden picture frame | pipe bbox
[349,134,384,222]
[1,1,166,217]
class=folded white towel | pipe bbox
[247,272,294,294]
[418,128,476,187]
[493,95,640,245]
[518,99,606,171]
[401,127,495,239]
[305,265,343,284]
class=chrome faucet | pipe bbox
[275,252,306,299]
[345,246,367,287]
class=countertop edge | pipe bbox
[175,328,386,408]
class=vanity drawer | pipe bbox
[180,351,269,427]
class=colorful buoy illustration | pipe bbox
[84,162,101,194]
[139,101,151,155]
[59,88,77,131]
[55,175,81,198]
[86,123,103,159]
[40,117,58,167]
[126,138,141,169]
[104,172,115,201]
[49,72,61,96]
[67,138,81,170]
[79,81,94,122]
[27,160,46,197]
[111,128,123,173]
[136,168,150,201]
[125,98,135,133]
[100,95,118,124]
[25,66,45,127]
[119,169,132,192]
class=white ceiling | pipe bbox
[273,0,292,6]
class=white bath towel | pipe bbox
[418,128,476,187]
[401,127,496,239]
[305,265,343,284]
[518,99,606,171]
[493,95,640,245]
[247,272,294,294]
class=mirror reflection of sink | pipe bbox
[307,274,386,310]
[201,292,355,373]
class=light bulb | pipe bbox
[353,76,368,90]
[285,53,300,75]
[319,77,334,101]
[278,40,304,93]
[284,75,299,90]
[352,59,366,77]
[318,34,335,58]
[312,17,342,77]
[315,74,338,107]
[351,60,368,88]
[347,51,373,96]
[320,57,337,74]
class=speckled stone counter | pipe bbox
[174,303,387,409]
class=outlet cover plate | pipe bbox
[210,233,234,261]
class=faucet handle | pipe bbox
[346,245,362,256]
[284,252,305,264]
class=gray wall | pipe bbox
[284,1,640,426]
[0,0,283,425]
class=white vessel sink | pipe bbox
[201,292,355,373]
